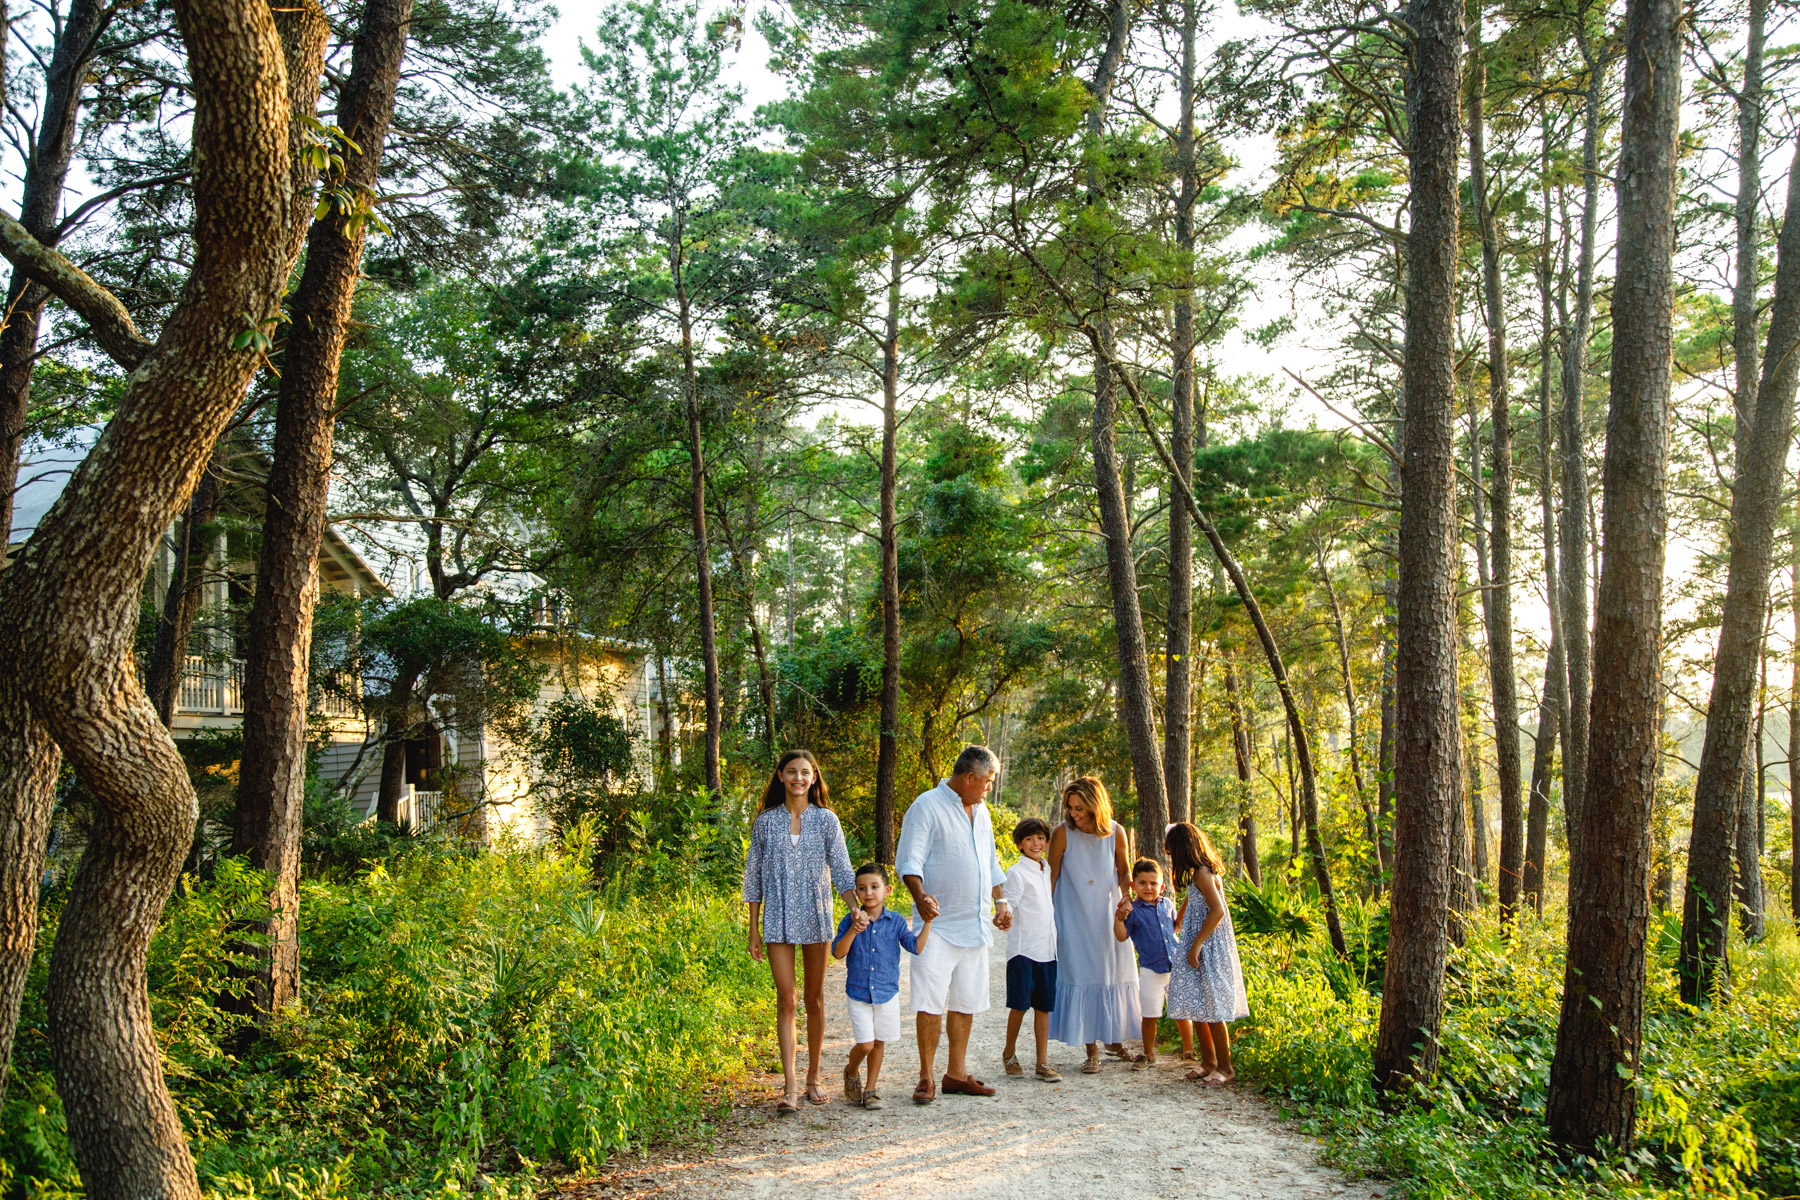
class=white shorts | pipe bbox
[909,937,991,1016]
[1138,967,1171,1018]
[847,996,901,1044]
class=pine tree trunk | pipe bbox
[1466,410,1492,902]
[1224,659,1260,884]
[1319,542,1378,874]
[1086,0,1169,861]
[1163,0,1199,827]
[1679,2,1776,1004]
[0,0,116,543]
[1467,16,1522,921]
[1735,762,1765,939]
[875,242,902,863]
[1558,38,1607,855]
[0,0,326,1170]
[234,0,412,1019]
[1526,150,1563,916]
[1374,0,1463,1099]
[1546,0,1680,1149]
[675,266,723,799]
[1791,516,1799,924]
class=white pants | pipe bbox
[847,995,901,1044]
[909,937,991,1015]
[1138,967,1170,1018]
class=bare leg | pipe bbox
[766,943,799,1101]
[917,1010,942,1086]
[945,1010,974,1081]
[866,1040,886,1092]
[801,942,829,1098]
[1140,1017,1160,1064]
[1033,1009,1050,1067]
[1004,1008,1026,1061]
[1207,1023,1235,1083]
[1177,1019,1195,1058]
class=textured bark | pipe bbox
[1678,11,1781,1006]
[235,0,406,1018]
[1558,43,1607,855]
[875,242,902,863]
[376,731,407,825]
[1162,0,1199,828]
[675,238,723,799]
[1466,420,1492,900]
[0,0,119,542]
[1086,0,1169,862]
[1374,0,1462,1099]
[1792,521,1799,924]
[1545,0,1679,1150]
[1461,683,1489,901]
[145,452,225,726]
[0,0,324,1182]
[1467,18,1522,922]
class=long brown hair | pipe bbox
[1164,822,1224,889]
[1061,777,1115,838]
[760,749,832,811]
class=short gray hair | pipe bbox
[951,745,1000,778]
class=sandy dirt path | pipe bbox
[657,938,1382,1200]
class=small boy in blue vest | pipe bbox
[1113,858,1179,1068]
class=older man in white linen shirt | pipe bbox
[896,744,1012,1104]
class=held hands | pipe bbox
[993,902,1012,931]
[850,909,872,934]
[1114,899,1132,923]
[917,893,941,921]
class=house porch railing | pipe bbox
[178,655,360,718]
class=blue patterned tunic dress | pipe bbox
[1166,876,1250,1023]
[741,804,856,945]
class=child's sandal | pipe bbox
[862,1091,884,1110]
[1081,1051,1103,1075]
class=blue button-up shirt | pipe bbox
[1124,895,1180,974]
[895,780,1006,949]
[835,908,920,1004]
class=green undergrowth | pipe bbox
[1,826,772,1200]
[1231,886,1800,1200]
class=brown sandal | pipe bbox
[776,1090,800,1114]
[804,1083,829,1106]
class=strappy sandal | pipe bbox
[1106,1043,1132,1061]
[1081,1050,1103,1074]
[804,1083,829,1106]
[776,1089,800,1114]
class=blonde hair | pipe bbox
[1061,776,1115,838]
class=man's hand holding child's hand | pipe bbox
[850,910,871,933]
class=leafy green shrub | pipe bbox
[1231,902,1800,1199]
[1,830,772,1200]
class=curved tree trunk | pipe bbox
[1375,0,1463,1098]
[1679,2,1776,1004]
[1546,0,1680,1150]
[0,0,325,1178]
[235,0,412,1018]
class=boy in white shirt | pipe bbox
[1000,817,1060,1081]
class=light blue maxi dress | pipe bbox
[1048,820,1141,1046]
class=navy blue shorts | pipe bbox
[1005,955,1057,1012]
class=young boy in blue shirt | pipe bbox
[1113,858,1179,1069]
[833,863,932,1109]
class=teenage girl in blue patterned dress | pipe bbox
[743,750,858,1113]
[1163,822,1249,1085]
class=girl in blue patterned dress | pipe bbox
[1163,822,1248,1085]
[743,750,857,1113]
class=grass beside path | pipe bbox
[1,830,775,1200]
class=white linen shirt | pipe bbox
[1002,857,1056,962]
[895,780,1006,949]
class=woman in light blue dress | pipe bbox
[1164,821,1249,1085]
[742,750,857,1113]
[1047,776,1141,1072]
